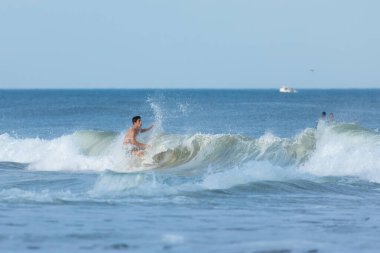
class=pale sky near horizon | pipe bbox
[0,0,379,89]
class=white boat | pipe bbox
[279,86,297,93]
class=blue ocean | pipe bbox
[1,89,380,253]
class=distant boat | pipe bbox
[279,86,297,93]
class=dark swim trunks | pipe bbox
[124,145,144,155]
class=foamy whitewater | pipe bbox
[1,89,380,252]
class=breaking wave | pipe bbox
[0,121,379,185]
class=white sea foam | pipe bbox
[91,160,307,196]
[0,132,130,172]
[161,234,185,244]
[200,161,304,190]
[300,122,380,182]
[0,188,77,203]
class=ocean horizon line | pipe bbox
[0,87,379,91]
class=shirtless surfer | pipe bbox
[123,116,154,157]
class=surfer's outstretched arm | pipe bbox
[140,125,154,133]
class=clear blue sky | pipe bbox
[0,0,379,89]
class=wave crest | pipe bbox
[1,122,380,183]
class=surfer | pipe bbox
[329,112,334,122]
[321,111,327,121]
[123,116,154,157]
[316,111,327,128]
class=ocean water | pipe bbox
[0,89,380,253]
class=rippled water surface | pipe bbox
[1,89,380,252]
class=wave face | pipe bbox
[0,121,379,185]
